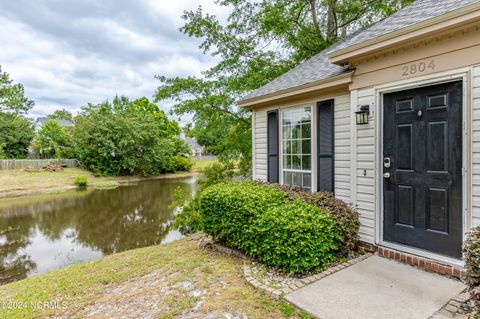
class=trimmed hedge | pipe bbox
[256,182,360,257]
[199,182,338,273]
[464,226,480,309]
[200,182,289,253]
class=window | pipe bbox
[282,107,312,189]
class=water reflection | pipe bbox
[0,176,198,285]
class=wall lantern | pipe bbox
[355,105,370,125]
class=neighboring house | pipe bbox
[185,137,203,157]
[35,117,74,131]
[29,117,74,158]
[240,0,480,272]
[180,134,203,157]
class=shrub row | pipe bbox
[465,226,480,310]
[255,182,359,257]
[199,182,338,273]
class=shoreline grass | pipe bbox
[0,159,216,198]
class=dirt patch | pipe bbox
[54,259,250,319]
[1,235,309,319]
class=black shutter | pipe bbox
[317,100,334,193]
[267,109,279,183]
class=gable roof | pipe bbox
[184,137,202,150]
[241,48,350,102]
[240,0,479,104]
[36,117,74,127]
[331,0,478,54]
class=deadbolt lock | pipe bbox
[383,157,391,168]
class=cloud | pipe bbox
[0,0,229,119]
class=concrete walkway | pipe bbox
[285,255,466,319]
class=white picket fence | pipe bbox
[0,159,79,170]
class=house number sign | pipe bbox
[401,60,435,76]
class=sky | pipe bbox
[0,0,230,119]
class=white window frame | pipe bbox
[279,105,314,189]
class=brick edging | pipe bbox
[377,246,466,280]
[355,240,466,280]
[431,289,472,318]
[243,253,373,299]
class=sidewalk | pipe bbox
[285,255,466,319]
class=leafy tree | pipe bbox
[155,0,414,173]
[127,97,180,138]
[0,142,5,158]
[0,66,34,114]
[47,108,73,121]
[0,67,35,158]
[73,96,191,176]
[0,112,35,158]
[34,119,74,158]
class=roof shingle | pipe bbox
[241,0,478,102]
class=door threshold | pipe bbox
[379,241,464,268]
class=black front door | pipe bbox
[383,81,463,259]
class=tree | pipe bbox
[73,96,191,176]
[0,112,35,158]
[47,109,73,121]
[0,66,34,114]
[0,67,35,158]
[34,119,74,158]
[155,0,414,173]
[127,97,180,138]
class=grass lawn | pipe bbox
[0,159,216,196]
[191,158,217,172]
[0,167,108,194]
[0,236,310,319]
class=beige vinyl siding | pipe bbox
[333,95,352,203]
[252,95,352,199]
[355,87,376,244]
[253,109,268,181]
[472,65,480,226]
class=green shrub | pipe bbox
[254,200,338,272]
[172,160,237,235]
[199,160,236,188]
[199,182,338,273]
[257,182,360,257]
[171,187,202,235]
[464,226,480,309]
[171,155,193,172]
[74,175,88,187]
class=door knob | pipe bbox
[383,172,391,179]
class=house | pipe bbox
[184,137,203,157]
[180,133,204,157]
[35,117,74,131]
[239,0,480,273]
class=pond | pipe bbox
[0,176,198,285]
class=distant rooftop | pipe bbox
[185,137,202,150]
[36,117,74,127]
[180,133,202,150]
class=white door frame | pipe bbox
[374,68,471,266]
